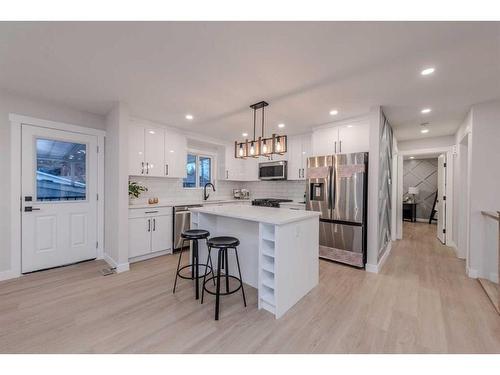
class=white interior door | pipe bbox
[437,154,446,244]
[21,125,98,273]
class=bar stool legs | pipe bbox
[173,230,213,299]
[172,239,187,294]
[202,244,246,321]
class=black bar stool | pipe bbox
[173,229,214,300]
[201,236,246,320]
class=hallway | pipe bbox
[0,222,499,353]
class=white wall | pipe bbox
[453,110,472,258]
[467,100,500,281]
[0,89,105,275]
[104,103,130,272]
[397,135,455,151]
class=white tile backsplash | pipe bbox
[129,176,243,204]
[129,176,306,204]
[245,180,306,202]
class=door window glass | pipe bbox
[36,138,87,201]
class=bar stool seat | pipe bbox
[173,229,214,300]
[182,229,210,240]
[207,236,240,248]
[202,236,246,320]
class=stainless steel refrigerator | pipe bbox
[306,153,368,268]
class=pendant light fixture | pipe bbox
[235,100,287,159]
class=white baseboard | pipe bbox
[129,250,172,264]
[467,267,479,279]
[365,263,378,273]
[489,272,499,284]
[103,254,130,273]
[0,269,20,282]
[366,241,393,274]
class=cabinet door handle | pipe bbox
[147,219,151,232]
[334,141,337,154]
[339,140,342,153]
[141,162,144,174]
[165,164,168,176]
[226,170,228,179]
[146,162,149,174]
[153,218,156,231]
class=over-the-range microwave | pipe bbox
[258,161,287,180]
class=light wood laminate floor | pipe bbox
[1,222,499,353]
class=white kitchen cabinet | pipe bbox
[128,217,152,258]
[337,124,369,154]
[287,134,311,180]
[128,207,173,260]
[164,130,187,178]
[150,214,172,252]
[311,117,369,156]
[129,118,188,178]
[144,127,165,177]
[222,145,242,180]
[129,126,146,176]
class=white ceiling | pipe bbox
[0,22,499,141]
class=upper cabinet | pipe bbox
[144,127,165,177]
[164,130,187,178]
[311,117,369,156]
[287,134,311,180]
[220,144,259,181]
[128,118,187,178]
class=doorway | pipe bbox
[21,124,99,273]
[396,147,453,244]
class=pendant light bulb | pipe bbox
[262,141,268,153]
[239,144,244,157]
[276,138,281,152]
[250,142,255,156]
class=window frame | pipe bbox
[183,149,216,189]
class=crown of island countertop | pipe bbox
[190,204,320,225]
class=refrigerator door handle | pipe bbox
[328,166,333,212]
[332,165,336,211]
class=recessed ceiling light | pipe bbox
[347,125,353,128]
[329,109,339,116]
[148,130,155,134]
[185,114,194,120]
[421,67,435,76]
[242,132,248,137]
[421,128,430,134]
[409,156,415,159]
[278,123,285,128]
[169,150,174,153]
[421,108,432,114]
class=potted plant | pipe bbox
[128,181,148,204]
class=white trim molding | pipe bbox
[8,113,106,281]
[103,254,130,273]
[366,241,393,274]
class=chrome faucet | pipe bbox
[203,182,216,201]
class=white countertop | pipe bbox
[190,204,320,225]
[129,198,250,209]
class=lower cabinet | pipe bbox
[128,207,173,260]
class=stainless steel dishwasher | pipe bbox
[172,204,203,251]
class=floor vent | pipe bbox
[101,267,116,276]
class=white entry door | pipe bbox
[437,154,446,244]
[21,125,98,273]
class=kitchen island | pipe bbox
[190,205,320,318]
